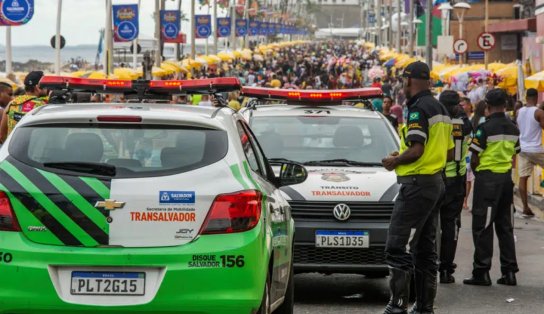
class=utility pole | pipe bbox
[55,0,63,75]
[396,0,401,51]
[388,4,393,49]
[5,27,12,75]
[213,0,218,54]
[243,0,250,48]
[230,0,236,50]
[154,0,161,67]
[376,0,382,47]
[408,0,414,56]
[191,0,196,59]
[484,0,489,69]
[425,0,432,67]
[105,0,113,75]
[174,0,181,61]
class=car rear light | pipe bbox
[0,192,20,232]
[200,190,262,235]
[97,115,142,122]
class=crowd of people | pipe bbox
[0,40,543,314]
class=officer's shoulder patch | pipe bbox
[475,129,482,137]
[409,112,420,121]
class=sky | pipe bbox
[0,0,228,47]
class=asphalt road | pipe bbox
[293,204,544,314]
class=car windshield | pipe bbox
[8,124,228,178]
[250,116,398,165]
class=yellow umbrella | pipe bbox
[217,51,235,61]
[70,70,87,78]
[160,62,181,74]
[114,68,139,80]
[233,50,242,58]
[524,70,544,91]
[162,60,184,71]
[203,55,222,64]
[496,64,519,90]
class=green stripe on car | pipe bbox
[0,161,98,247]
[80,177,110,200]
[230,164,250,190]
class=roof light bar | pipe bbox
[39,76,133,92]
[240,87,382,102]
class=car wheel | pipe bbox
[257,272,271,314]
[274,262,294,314]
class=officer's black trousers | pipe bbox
[471,171,519,275]
[386,176,444,273]
[439,176,466,274]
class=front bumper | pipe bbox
[293,220,389,274]
[0,225,268,314]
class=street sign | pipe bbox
[453,39,468,54]
[1,0,33,25]
[50,35,66,49]
[477,32,496,51]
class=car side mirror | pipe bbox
[277,162,308,187]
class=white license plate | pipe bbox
[70,271,145,296]
[315,230,369,248]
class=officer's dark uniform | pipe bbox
[384,62,453,314]
[464,89,520,286]
[437,91,473,283]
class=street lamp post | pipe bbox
[408,0,414,56]
[438,2,453,37]
[454,1,471,65]
[396,0,401,52]
[413,18,422,57]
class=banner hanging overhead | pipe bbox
[194,14,212,39]
[249,20,260,36]
[113,4,139,42]
[0,0,34,26]
[161,10,181,42]
[217,17,231,38]
[235,19,247,37]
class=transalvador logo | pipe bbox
[160,191,195,204]
[333,203,351,221]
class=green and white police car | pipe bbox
[0,77,306,313]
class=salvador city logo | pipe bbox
[1,0,32,24]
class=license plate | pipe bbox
[315,230,369,248]
[70,271,145,296]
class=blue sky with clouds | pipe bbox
[0,0,225,46]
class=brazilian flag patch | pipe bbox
[409,112,420,121]
[476,129,482,137]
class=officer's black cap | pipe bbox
[485,88,507,107]
[402,61,430,80]
[24,71,44,88]
[526,88,538,98]
[439,90,460,107]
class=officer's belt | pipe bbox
[397,173,443,184]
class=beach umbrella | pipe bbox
[114,68,139,80]
[384,58,396,67]
[524,70,544,91]
[253,54,264,62]
[217,51,235,61]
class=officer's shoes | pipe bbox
[383,303,408,314]
[497,272,517,286]
[439,270,455,284]
[463,272,492,286]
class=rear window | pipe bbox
[8,124,228,178]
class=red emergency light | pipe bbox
[39,76,241,96]
[240,87,382,103]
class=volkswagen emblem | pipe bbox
[333,203,351,221]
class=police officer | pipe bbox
[382,61,453,314]
[0,71,48,143]
[464,89,520,286]
[437,91,473,284]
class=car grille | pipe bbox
[288,201,394,221]
[294,245,387,265]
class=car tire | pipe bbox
[274,262,294,314]
[257,272,271,314]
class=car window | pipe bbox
[250,116,398,164]
[236,122,262,175]
[9,124,228,178]
[240,121,269,178]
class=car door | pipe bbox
[236,120,291,303]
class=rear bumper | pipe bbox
[293,220,389,273]
[0,226,269,314]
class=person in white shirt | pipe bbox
[517,88,544,217]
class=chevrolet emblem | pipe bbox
[95,199,126,211]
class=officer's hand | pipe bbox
[382,156,398,171]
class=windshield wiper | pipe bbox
[268,158,297,164]
[43,162,117,176]
[303,159,383,167]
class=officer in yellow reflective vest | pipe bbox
[464,89,520,287]
[382,62,453,314]
[0,71,48,143]
[437,90,473,284]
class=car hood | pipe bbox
[280,166,399,202]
